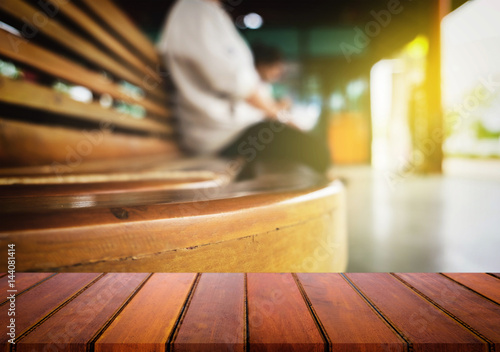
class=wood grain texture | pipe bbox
[0,0,157,97]
[173,273,245,352]
[395,273,500,348]
[0,29,169,118]
[489,273,500,279]
[0,77,172,135]
[444,273,500,304]
[0,155,235,179]
[51,208,345,273]
[296,273,405,352]
[247,273,325,351]
[0,272,53,304]
[16,273,149,352]
[2,273,500,351]
[0,273,101,350]
[45,0,165,99]
[345,273,487,352]
[0,177,218,198]
[95,273,196,352]
[81,0,160,65]
[0,182,346,272]
[0,118,177,167]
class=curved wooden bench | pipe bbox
[0,1,347,272]
[0,159,347,272]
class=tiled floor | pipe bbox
[334,163,500,272]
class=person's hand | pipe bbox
[276,97,292,111]
[275,109,302,131]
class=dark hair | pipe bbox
[251,43,284,66]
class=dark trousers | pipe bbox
[219,121,331,174]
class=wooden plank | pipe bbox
[172,273,245,352]
[488,273,500,280]
[0,155,233,178]
[0,177,220,198]
[0,182,346,272]
[0,272,53,304]
[247,273,325,351]
[345,273,487,352]
[0,0,163,101]
[0,118,178,167]
[16,273,149,352]
[395,273,500,348]
[95,273,196,352]
[45,0,165,99]
[82,0,160,66]
[296,273,405,352]
[0,273,101,350]
[0,77,172,135]
[0,29,170,118]
[0,156,232,191]
[444,273,500,305]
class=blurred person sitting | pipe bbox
[251,42,292,111]
[157,0,331,176]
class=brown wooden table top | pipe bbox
[1,273,499,351]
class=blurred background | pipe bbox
[121,0,500,272]
[3,0,498,271]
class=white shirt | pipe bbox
[157,0,266,154]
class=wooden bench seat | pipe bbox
[0,161,346,272]
[0,1,347,272]
[1,272,499,351]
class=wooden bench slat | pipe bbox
[0,155,233,177]
[296,273,406,351]
[46,0,165,99]
[0,178,222,198]
[0,77,172,135]
[0,272,53,304]
[95,273,196,352]
[16,273,149,352]
[490,273,500,279]
[345,273,487,351]
[0,29,170,119]
[247,273,325,351]
[444,273,500,305]
[81,0,160,66]
[0,118,178,167]
[0,0,164,102]
[0,273,101,347]
[395,273,500,346]
[173,273,245,352]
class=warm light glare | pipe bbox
[442,0,500,158]
[370,59,395,170]
[405,35,429,59]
